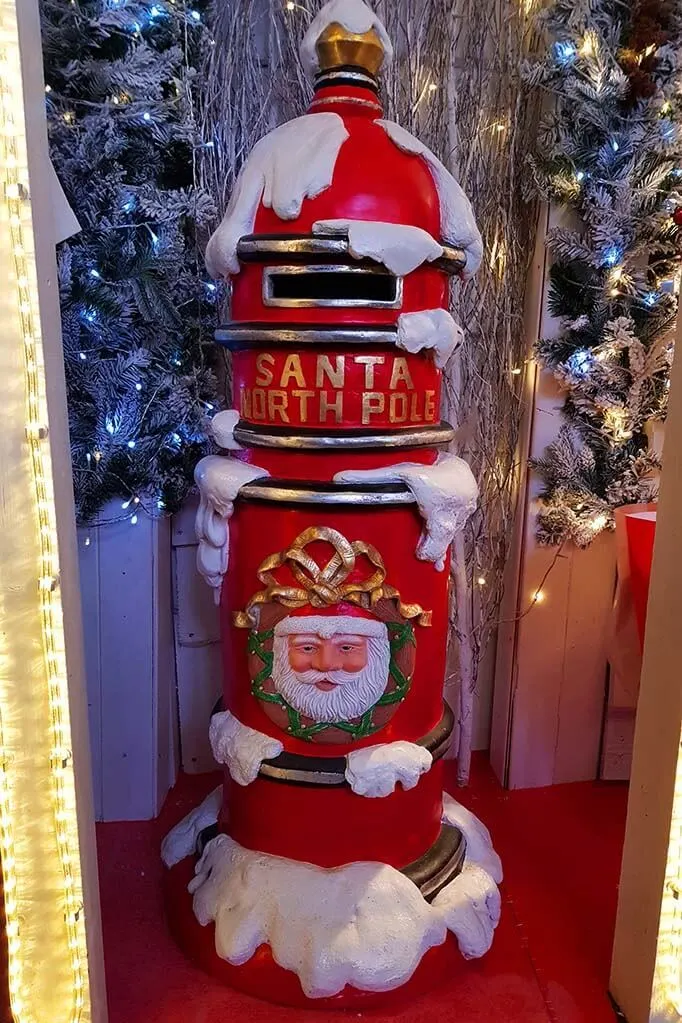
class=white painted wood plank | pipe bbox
[98,504,156,820]
[554,532,615,783]
[172,494,199,548]
[176,642,222,773]
[153,516,179,808]
[473,631,496,751]
[77,525,103,820]
[507,537,572,789]
[173,542,220,646]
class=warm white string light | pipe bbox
[652,736,682,1015]
[0,5,90,1020]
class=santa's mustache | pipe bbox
[290,669,363,686]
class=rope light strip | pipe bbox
[653,736,682,1015]
[0,7,90,1021]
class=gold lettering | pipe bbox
[280,353,306,388]
[252,388,266,421]
[240,388,252,419]
[362,391,385,425]
[424,390,437,422]
[389,392,408,423]
[320,390,343,424]
[316,354,345,389]
[389,357,415,391]
[255,352,275,387]
[409,393,423,423]
[267,390,290,424]
[291,390,316,423]
[354,355,385,389]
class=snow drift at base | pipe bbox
[166,786,502,998]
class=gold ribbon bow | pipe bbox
[234,526,432,628]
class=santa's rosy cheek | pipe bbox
[341,651,368,672]
[288,650,313,672]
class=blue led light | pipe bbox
[189,9,201,21]
[568,349,593,376]
[89,268,101,279]
[143,111,152,122]
[602,245,622,267]
[135,382,142,391]
[553,40,577,65]
[127,440,136,449]
[644,291,658,306]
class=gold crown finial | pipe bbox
[316,22,386,77]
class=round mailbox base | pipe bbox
[164,857,464,1010]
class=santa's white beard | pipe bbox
[272,634,391,723]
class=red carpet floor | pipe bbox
[96,756,628,1023]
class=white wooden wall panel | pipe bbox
[492,204,618,788]
[78,527,103,818]
[175,643,222,772]
[78,503,178,820]
[172,496,220,774]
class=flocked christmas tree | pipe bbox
[524,0,682,547]
[40,0,219,524]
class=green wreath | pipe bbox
[249,621,415,742]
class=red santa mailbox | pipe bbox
[162,0,502,1008]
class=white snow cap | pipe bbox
[204,114,349,279]
[300,0,393,79]
[334,453,479,571]
[442,793,503,884]
[345,741,433,798]
[195,455,270,602]
[378,120,483,278]
[210,710,283,787]
[313,219,443,276]
[210,409,243,450]
[397,308,464,370]
[161,786,222,868]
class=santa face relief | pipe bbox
[272,617,391,724]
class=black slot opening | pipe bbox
[268,270,398,305]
